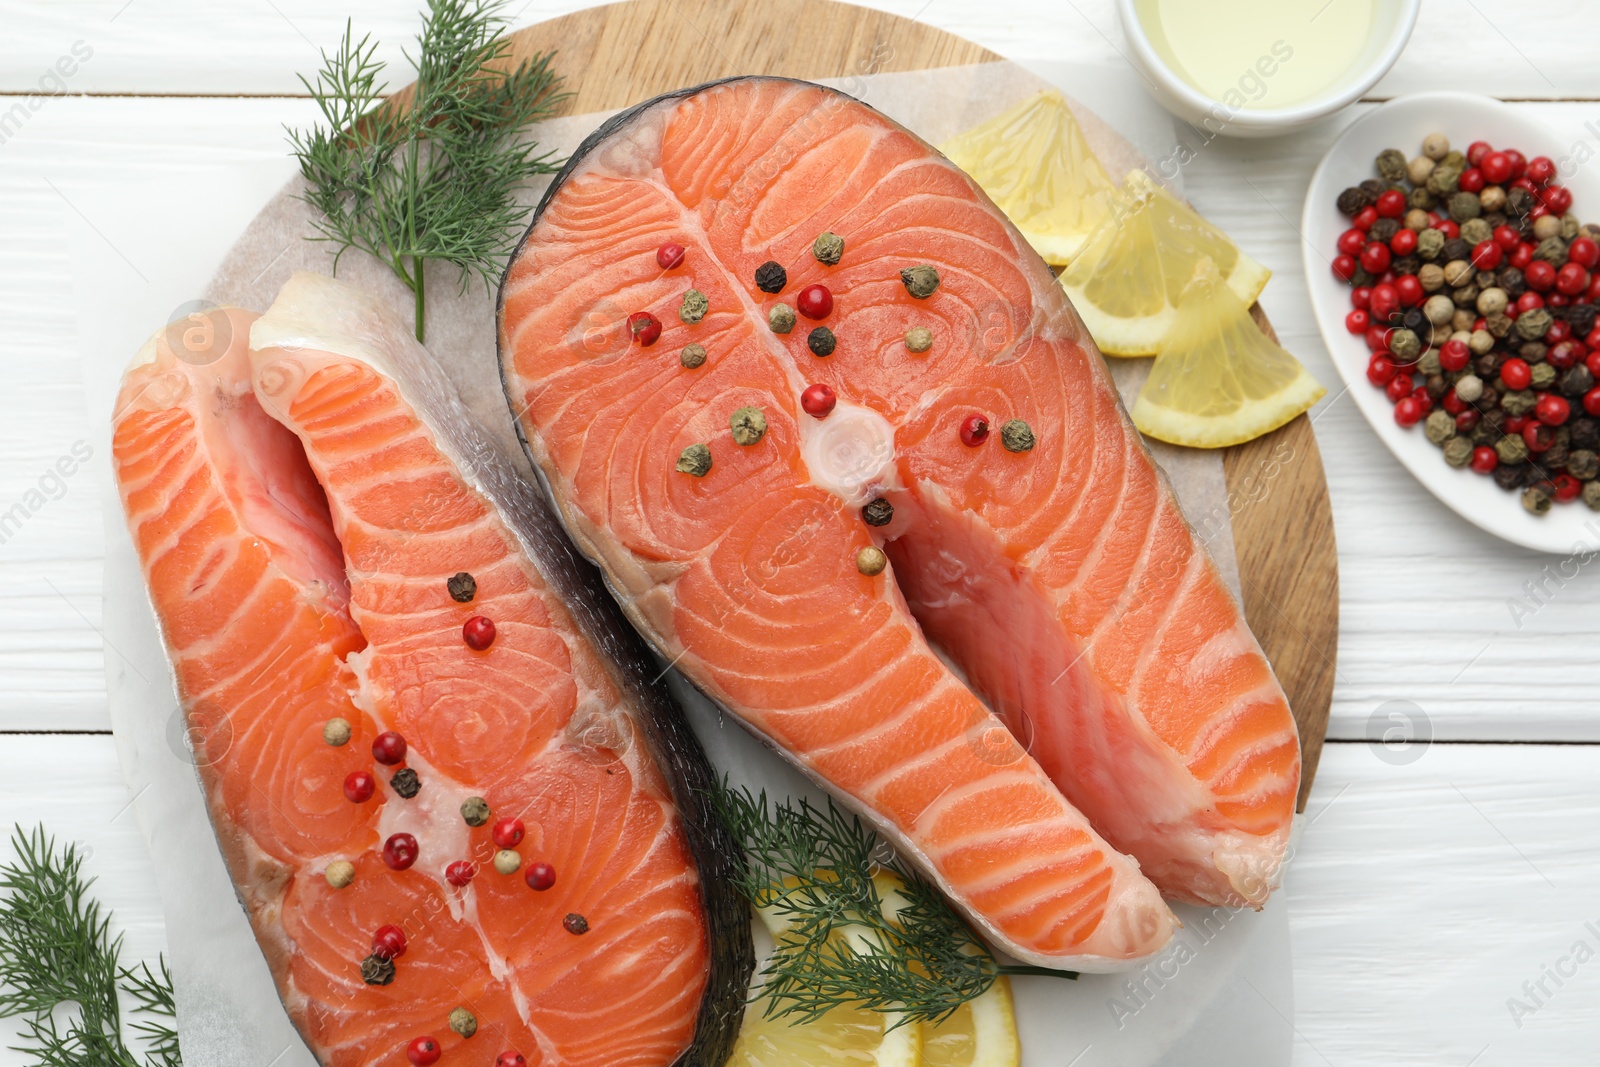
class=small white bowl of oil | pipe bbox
[1116,0,1419,138]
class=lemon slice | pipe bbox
[1131,259,1324,449]
[920,979,1020,1067]
[940,90,1118,266]
[1061,170,1271,356]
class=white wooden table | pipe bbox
[4,2,1600,1063]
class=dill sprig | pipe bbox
[287,0,568,341]
[0,826,179,1066]
[711,784,1074,1028]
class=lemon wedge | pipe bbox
[940,90,1119,266]
[1131,258,1324,449]
[1061,170,1271,356]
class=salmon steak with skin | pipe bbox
[500,76,1301,969]
[111,272,750,1066]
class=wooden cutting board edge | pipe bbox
[490,0,1339,810]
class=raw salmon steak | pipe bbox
[500,77,1301,969]
[111,273,750,1066]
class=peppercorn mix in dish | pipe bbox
[111,272,750,1067]
[500,76,1302,971]
[1331,133,1600,515]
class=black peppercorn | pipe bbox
[1561,366,1595,398]
[1483,211,1508,229]
[390,768,420,799]
[564,913,590,935]
[755,260,787,294]
[1337,187,1372,216]
[1426,374,1449,400]
[361,954,396,986]
[1572,417,1600,451]
[1392,253,1422,277]
[1370,218,1401,244]
[447,572,476,603]
[1472,420,1500,446]
[1507,186,1536,217]
[1518,341,1549,364]
[1474,354,1500,379]
[1441,237,1473,263]
[1359,178,1385,200]
[1493,464,1524,490]
[1567,304,1598,337]
[807,326,836,356]
[1401,307,1427,333]
[862,498,894,527]
[1498,267,1526,298]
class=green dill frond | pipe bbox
[710,782,1075,1028]
[287,0,569,341]
[0,825,180,1066]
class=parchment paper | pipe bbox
[74,58,1287,1067]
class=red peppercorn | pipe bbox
[1585,386,1600,417]
[1433,218,1460,240]
[1570,237,1600,270]
[1412,386,1433,415]
[383,833,418,871]
[1393,396,1424,427]
[525,862,557,891]
[627,312,662,347]
[1551,293,1571,308]
[1455,409,1480,433]
[1353,205,1378,231]
[796,284,834,320]
[1510,242,1535,270]
[491,817,525,849]
[1366,354,1398,387]
[1470,446,1499,474]
[1512,176,1536,195]
[1331,254,1356,282]
[1458,167,1485,193]
[1442,388,1467,415]
[960,414,991,446]
[1468,141,1493,167]
[1493,224,1520,251]
[1438,338,1471,373]
[1385,372,1415,403]
[1549,340,1583,370]
[1390,228,1418,256]
[1526,156,1556,184]
[1375,189,1406,218]
[1395,274,1423,307]
[372,925,407,960]
[1359,242,1392,274]
[800,383,836,418]
[372,731,407,766]
[656,242,685,270]
[1546,320,1572,345]
[1586,349,1600,378]
[1336,228,1365,257]
[445,860,476,887]
[1369,283,1400,324]
[1505,149,1527,178]
[407,1037,441,1067]
[1516,291,1545,314]
[1589,277,1600,302]
[1554,474,1584,502]
[344,771,376,804]
[1480,150,1511,184]
[1537,394,1571,426]
[1525,260,1557,291]
[1470,240,1503,271]
[463,616,496,651]
[496,1054,528,1067]
[1544,184,1573,215]
[1505,414,1530,435]
[1530,203,1549,221]
[1345,309,1370,334]
[1366,325,1392,352]
[1351,285,1372,310]
[1524,422,1556,453]
[1557,263,1591,297]
[1501,357,1532,391]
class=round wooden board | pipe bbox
[430,0,1338,809]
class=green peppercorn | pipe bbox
[1425,409,1456,445]
[676,443,713,477]
[1496,434,1530,465]
[1408,186,1436,211]
[1534,236,1567,264]
[769,303,796,334]
[1448,191,1482,222]
[1001,419,1036,453]
[1427,161,1462,196]
[1501,390,1537,417]
[1416,229,1446,262]
[679,288,709,324]
[680,343,707,368]
[812,231,845,265]
[900,265,940,299]
[1530,362,1558,391]
[1417,349,1443,377]
[1443,436,1474,468]
[1461,219,1493,247]
[1560,214,1581,241]
[1485,312,1514,339]
[1522,485,1553,515]
[1515,308,1553,341]
[449,1007,478,1039]
[461,796,490,826]
[1375,148,1408,183]
[1390,329,1422,361]
[729,406,767,446]
[1585,481,1600,509]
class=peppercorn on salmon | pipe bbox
[499,77,1301,969]
[111,273,750,1067]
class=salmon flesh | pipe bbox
[499,77,1301,970]
[111,273,751,1066]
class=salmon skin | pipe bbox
[111,272,750,1067]
[500,76,1301,970]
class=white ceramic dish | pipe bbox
[1116,0,1418,138]
[1303,91,1600,554]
